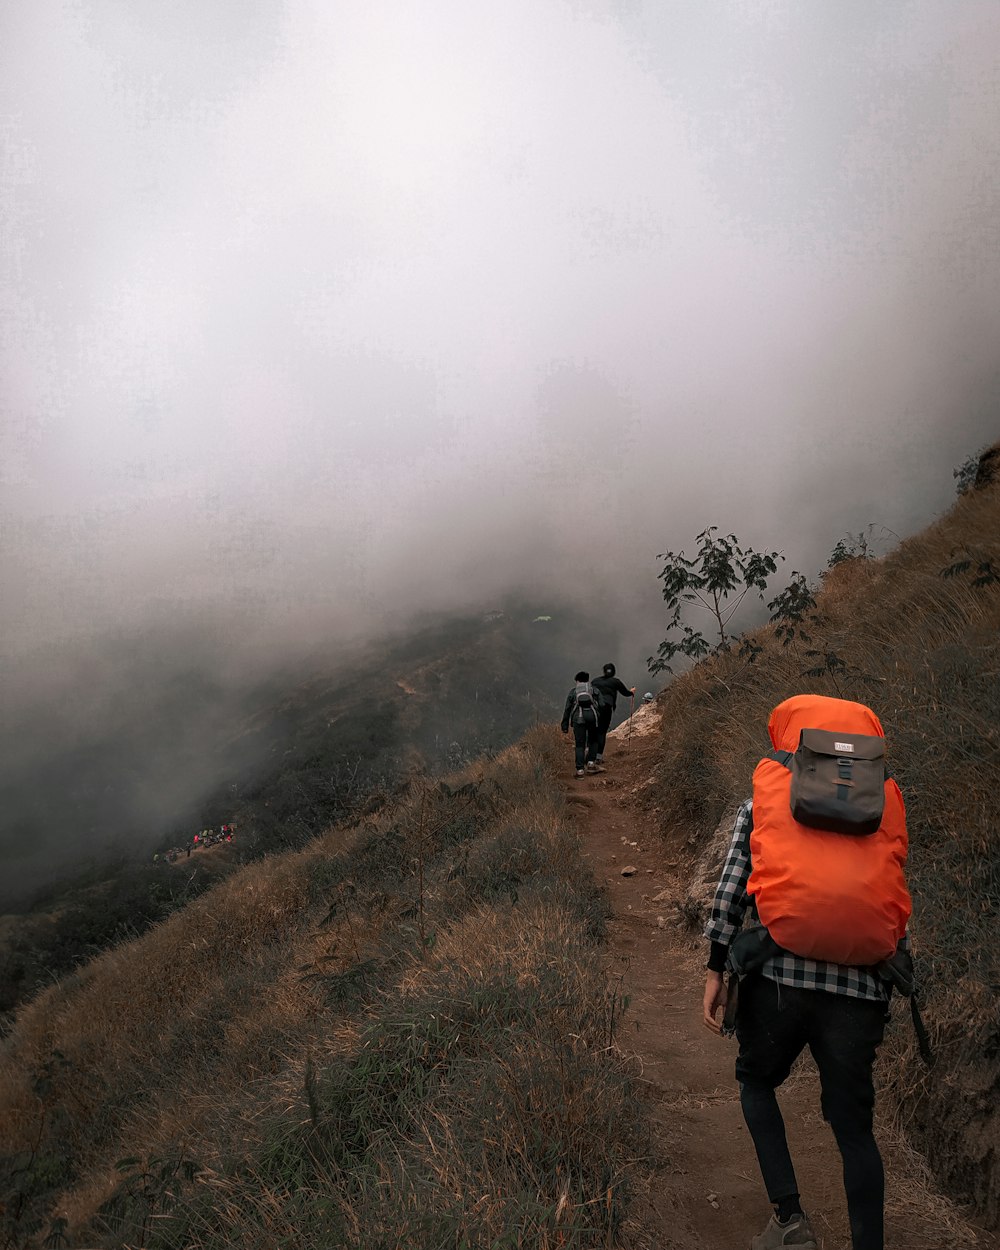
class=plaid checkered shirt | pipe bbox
[704,799,906,1002]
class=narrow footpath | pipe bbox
[562,711,998,1250]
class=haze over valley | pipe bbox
[3,2,999,897]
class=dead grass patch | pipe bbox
[1,741,640,1250]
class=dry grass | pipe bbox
[643,467,1000,1228]
[0,740,639,1250]
[0,837,346,1245]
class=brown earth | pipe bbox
[561,714,999,1250]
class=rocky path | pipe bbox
[562,713,997,1250]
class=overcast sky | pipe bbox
[3,0,999,669]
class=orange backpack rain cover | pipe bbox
[747,694,911,966]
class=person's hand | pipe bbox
[703,971,728,1035]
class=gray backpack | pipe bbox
[770,728,888,835]
[572,681,600,724]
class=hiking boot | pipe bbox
[750,1212,818,1249]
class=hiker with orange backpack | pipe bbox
[702,695,923,1250]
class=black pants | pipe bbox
[572,719,599,770]
[595,706,614,758]
[735,975,887,1250]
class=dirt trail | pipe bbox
[562,715,997,1250]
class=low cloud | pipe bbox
[2,3,998,882]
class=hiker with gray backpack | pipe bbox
[702,694,929,1250]
[560,671,605,777]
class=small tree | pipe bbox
[767,571,817,647]
[647,527,782,674]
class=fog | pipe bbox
[3,4,999,888]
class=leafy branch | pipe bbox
[767,572,817,647]
[647,527,782,674]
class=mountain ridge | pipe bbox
[1,447,997,1246]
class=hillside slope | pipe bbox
[636,451,1000,1226]
[1,457,996,1246]
[3,603,605,906]
[0,603,618,1021]
[0,739,643,1249]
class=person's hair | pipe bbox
[603,663,616,676]
[574,670,590,682]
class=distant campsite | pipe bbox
[155,825,236,864]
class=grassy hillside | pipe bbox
[2,457,997,1246]
[640,453,1000,1225]
[0,604,618,1023]
[0,738,643,1249]
[3,604,597,903]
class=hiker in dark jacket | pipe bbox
[591,663,636,764]
[560,671,604,777]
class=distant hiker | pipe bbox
[703,695,916,1250]
[590,663,636,764]
[560,670,604,777]
[641,691,654,704]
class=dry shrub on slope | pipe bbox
[646,465,1000,1227]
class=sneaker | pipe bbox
[586,763,605,774]
[750,1213,818,1249]
[594,755,603,763]
[575,769,585,778]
